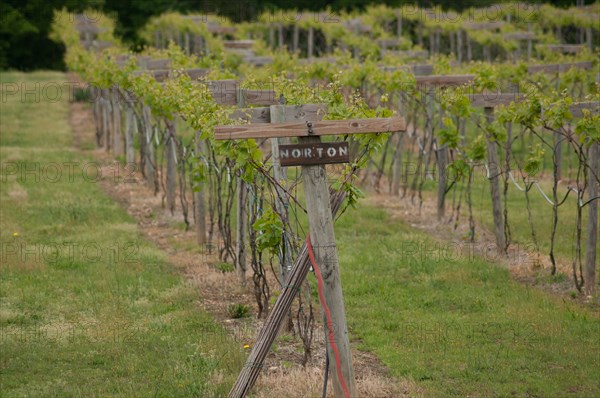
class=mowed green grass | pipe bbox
[0,72,244,397]
[333,203,600,397]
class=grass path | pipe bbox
[0,72,245,397]
[334,199,600,397]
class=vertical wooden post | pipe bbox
[484,45,491,62]
[269,24,275,49]
[102,89,111,151]
[527,23,533,59]
[437,106,447,221]
[585,141,599,296]
[269,105,293,282]
[586,27,593,51]
[142,105,157,193]
[467,34,472,61]
[293,24,299,53]
[125,102,135,164]
[193,35,200,55]
[485,107,506,254]
[111,87,124,157]
[391,133,404,196]
[300,134,357,398]
[236,90,247,286]
[554,131,563,181]
[278,23,284,50]
[194,132,208,246]
[457,30,463,63]
[165,118,178,214]
[429,29,435,55]
[396,12,403,37]
[184,32,190,55]
[236,174,248,286]
[308,27,314,58]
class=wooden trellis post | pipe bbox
[308,26,314,58]
[124,94,135,164]
[414,74,475,216]
[216,113,405,398]
[470,93,524,254]
[269,105,292,282]
[236,89,248,286]
[165,118,178,215]
[194,132,207,246]
[111,87,124,157]
[585,141,599,296]
[569,102,600,295]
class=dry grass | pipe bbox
[253,366,421,398]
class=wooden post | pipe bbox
[300,134,357,398]
[586,27,593,51]
[293,24,299,53]
[125,103,135,164]
[142,105,157,193]
[484,45,491,62]
[457,30,463,63]
[485,107,506,254]
[165,118,178,214]
[102,88,110,151]
[193,35,201,55]
[111,87,124,157]
[278,23,284,50]
[429,30,435,55]
[236,90,247,286]
[269,24,275,49]
[437,108,447,221]
[269,105,293,282]
[391,132,404,196]
[308,26,314,58]
[467,34,472,61]
[396,12,403,37]
[527,23,533,59]
[585,141,599,296]
[235,174,248,286]
[184,32,190,55]
[554,131,563,181]
[194,133,207,246]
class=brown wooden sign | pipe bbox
[279,142,349,167]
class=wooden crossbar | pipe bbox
[215,117,406,140]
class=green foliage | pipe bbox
[524,144,545,177]
[437,116,459,148]
[228,303,250,319]
[575,112,600,145]
[215,262,235,273]
[252,208,284,255]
